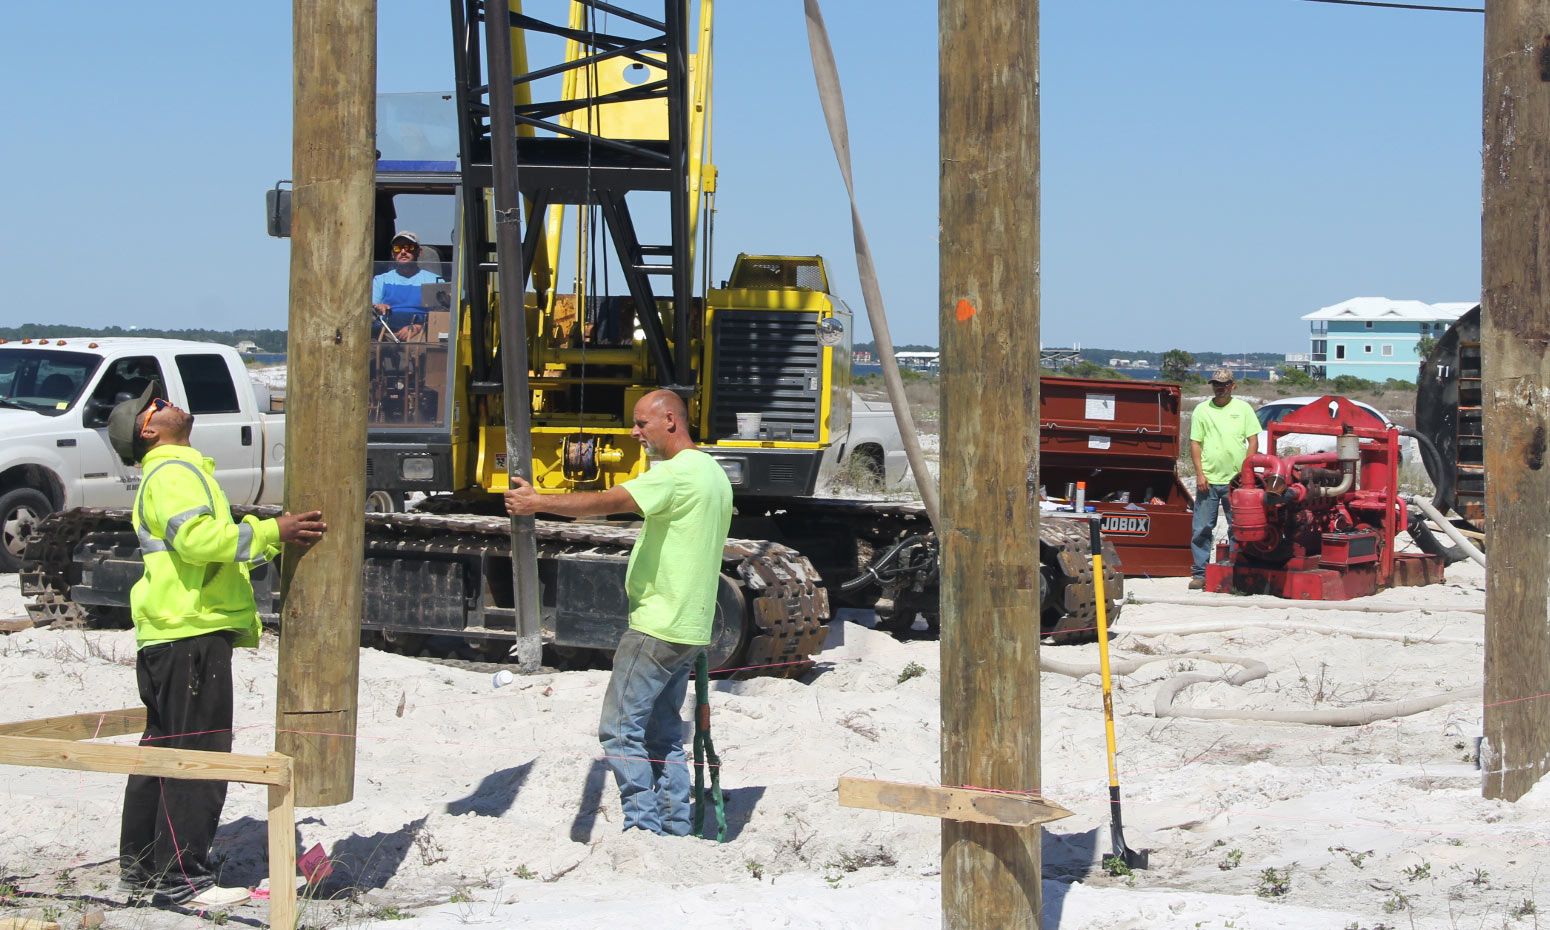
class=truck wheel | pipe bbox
[366,490,399,513]
[848,446,885,491]
[0,487,52,573]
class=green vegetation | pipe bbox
[1102,855,1134,878]
[1255,866,1291,898]
[1160,348,1195,382]
[897,661,926,684]
[0,324,287,353]
[1277,365,1316,388]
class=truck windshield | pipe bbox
[0,349,101,416]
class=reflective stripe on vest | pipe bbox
[135,459,217,556]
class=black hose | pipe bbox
[1398,427,1468,565]
[1399,427,1450,512]
[840,534,932,593]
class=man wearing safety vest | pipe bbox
[105,384,326,909]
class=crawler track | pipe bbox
[749,498,1124,643]
[20,506,829,678]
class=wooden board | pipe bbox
[0,736,290,787]
[0,707,146,741]
[0,618,37,633]
[838,777,1073,828]
[0,919,62,930]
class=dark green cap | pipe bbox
[106,380,161,465]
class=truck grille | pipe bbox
[710,311,821,442]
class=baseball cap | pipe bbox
[390,231,420,246]
[107,380,162,465]
[1209,368,1235,384]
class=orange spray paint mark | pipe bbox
[955,299,977,322]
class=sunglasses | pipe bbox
[1209,380,1231,386]
[391,243,419,255]
[139,397,171,433]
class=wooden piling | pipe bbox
[275,0,376,807]
[1480,0,1550,801]
[938,0,1044,925]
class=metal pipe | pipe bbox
[486,0,544,669]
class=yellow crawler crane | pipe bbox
[22,0,1122,672]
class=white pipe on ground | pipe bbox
[1125,593,1483,615]
[1406,494,1487,567]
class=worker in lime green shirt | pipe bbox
[105,384,326,908]
[1187,369,1262,587]
[504,389,732,835]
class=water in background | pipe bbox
[855,364,1276,382]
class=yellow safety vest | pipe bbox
[129,445,279,649]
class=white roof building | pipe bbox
[1301,297,1475,324]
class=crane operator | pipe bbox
[371,231,445,341]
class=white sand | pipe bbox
[0,560,1541,929]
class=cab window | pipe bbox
[85,355,166,426]
[175,354,241,414]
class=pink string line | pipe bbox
[156,777,202,902]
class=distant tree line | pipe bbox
[852,341,1286,367]
[0,324,287,353]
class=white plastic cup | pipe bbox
[735,412,762,438]
[492,669,515,689]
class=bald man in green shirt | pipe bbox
[504,389,732,835]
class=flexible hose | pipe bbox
[1399,427,1450,511]
[1405,494,1486,567]
[1043,647,1480,727]
[839,533,931,593]
[1114,618,1483,646]
[1124,593,1484,616]
[804,0,939,529]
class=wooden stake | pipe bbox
[268,755,299,930]
[838,777,1072,828]
[939,0,1043,925]
[1481,2,1550,801]
[276,0,376,807]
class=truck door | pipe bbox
[172,353,261,504]
[79,355,166,506]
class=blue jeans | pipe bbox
[598,629,701,836]
[1191,484,1234,578]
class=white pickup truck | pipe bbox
[836,393,913,490]
[0,338,284,571]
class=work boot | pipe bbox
[1187,577,1206,590]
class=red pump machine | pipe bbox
[1204,396,1444,599]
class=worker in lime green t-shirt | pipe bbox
[504,389,732,835]
[1187,369,1262,588]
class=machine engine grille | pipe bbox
[711,311,822,442]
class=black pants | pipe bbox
[118,631,235,900]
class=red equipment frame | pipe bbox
[1203,395,1443,599]
[1040,377,1194,577]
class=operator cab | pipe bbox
[267,92,464,494]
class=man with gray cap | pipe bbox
[1187,369,1261,588]
[371,230,445,341]
[108,385,326,908]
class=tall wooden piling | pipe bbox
[1480,0,1550,801]
[276,0,376,807]
[938,0,1044,924]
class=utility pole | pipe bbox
[1480,1,1550,802]
[939,0,1043,925]
[276,0,376,806]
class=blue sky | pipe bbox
[0,1,1483,353]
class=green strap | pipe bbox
[691,651,726,842]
